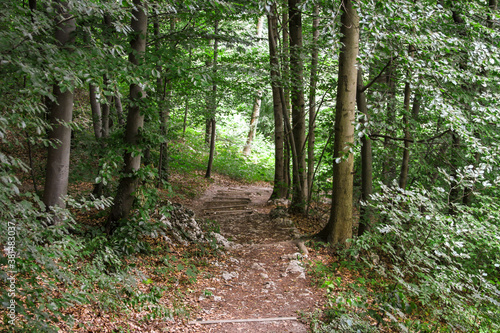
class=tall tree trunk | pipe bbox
[243,16,265,156]
[242,91,262,156]
[307,4,320,201]
[43,0,75,215]
[398,45,415,190]
[101,75,111,138]
[182,96,189,137]
[107,0,147,233]
[89,83,102,140]
[205,118,216,178]
[317,0,359,245]
[155,18,173,185]
[448,132,461,215]
[205,20,219,179]
[288,0,307,214]
[115,95,124,126]
[356,69,373,237]
[268,4,286,199]
[282,0,291,196]
[382,64,397,185]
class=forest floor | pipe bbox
[164,174,331,332]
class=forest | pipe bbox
[1,0,499,332]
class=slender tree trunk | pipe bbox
[205,20,219,179]
[205,118,216,178]
[448,132,461,215]
[43,1,75,215]
[282,0,291,196]
[115,95,124,126]
[268,4,286,199]
[398,46,415,189]
[243,90,262,156]
[101,75,111,138]
[289,0,307,214]
[243,16,265,156]
[107,0,147,233]
[317,0,359,245]
[89,83,102,140]
[382,64,397,185]
[182,96,189,137]
[155,18,173,185]
[307,4,320,201]
[356,69,373,237]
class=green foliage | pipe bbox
[168,114,274,182]
[315,180,500,332]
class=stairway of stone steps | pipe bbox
[202,188,254,216]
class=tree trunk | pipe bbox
[243,90,262,156]
[205,118,216,178]
[398,45,416,190]
[205,20,219,179]
[448,132,461,215]
[43,0,75,215]
[317,0,359,245]
[382,64,397,185]
[101,75,111,138]
[114,95,124,126]
[268,4,286,199]
[288,0,307,214]
[155,18,173,185]
[282,0,291,197]
[243,16,265,156]
[89,83,102,140]
[307,4,320,201]
[107,0,147,233]
[356,69,373,237]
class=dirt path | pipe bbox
[182,183,325,333]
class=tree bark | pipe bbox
[243,16,265,156]
[205,20,219,179]
[89,83,102,140]
[268,4,286,199]
[356,69,373,237]
[288,0,307,214]
[242,90,262,156]
[398,45,415,190]
[43,0,75,215]
[307,4,320,201]
[101,75,111,138]
[317,0,359,245]
[282,0,291,197]
[205,118,216,178]
[114,95,124,126]
[107,0,147,233]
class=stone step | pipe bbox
[204,209,253,216]
[205,200,251,207]
[203,205,248,212]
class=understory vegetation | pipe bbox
[2,0,500,332]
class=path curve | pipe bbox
[184,183,324,333]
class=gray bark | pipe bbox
[107,0,147,232]
[43,0,75,214]
[307,5,320,201]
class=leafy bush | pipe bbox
[315,181,500,332]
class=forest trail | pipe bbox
[182,183,325,333]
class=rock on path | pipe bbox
[183,184,324,333]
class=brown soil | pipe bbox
[169,181,327,332]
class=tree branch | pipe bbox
[360,56,398,93]
[369,130,451,143]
